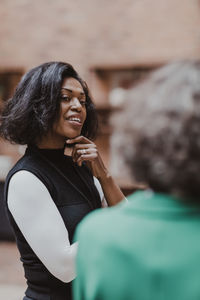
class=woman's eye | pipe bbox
[80,100,86,106]
[61,95,70,101]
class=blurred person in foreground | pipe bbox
[74,60,200,300]
[0,61,125,300]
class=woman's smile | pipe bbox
[53,77,87,141]
[65,114,84,127]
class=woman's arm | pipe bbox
[8,170,77,283]
[66,136,125,206]
[93,176,107,207]
[94,171,126,207]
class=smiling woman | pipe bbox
[38,77,87,149]
[56,78,87,139]
[0,61,125,300]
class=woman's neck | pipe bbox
[36,134,66,149]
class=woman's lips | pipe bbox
[65,117,83,127]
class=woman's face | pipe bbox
[52,77,87,144]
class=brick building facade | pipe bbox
[0,0,200,190]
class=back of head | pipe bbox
[113,60,200,199]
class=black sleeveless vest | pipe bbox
[4,146,101,300]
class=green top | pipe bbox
[73,190,200,300]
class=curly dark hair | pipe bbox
[112,60,200,199]
[0,61,98,145]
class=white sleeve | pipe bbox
[7,170,77,283]
[94,176,128,206]
[93,176,108,207]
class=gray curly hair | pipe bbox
[113,60,200,199]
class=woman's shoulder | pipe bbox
[7,155,37,181]
[5,150,54,194]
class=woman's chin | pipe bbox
[65,132,81,139]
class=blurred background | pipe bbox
[0,0,200,299]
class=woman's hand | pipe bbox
[66,136,109,180]
[66,136,125,206]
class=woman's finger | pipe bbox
[66,135,92,145]
[76,153,97,166]
[76,148,97,156]
[72,144,96,162]
[74,148,97,163]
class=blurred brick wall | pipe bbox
[0,0,200,176]
[0,0,200,80]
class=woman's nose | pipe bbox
[71,97,82,110]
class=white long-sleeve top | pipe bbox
[7,170,105,283]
